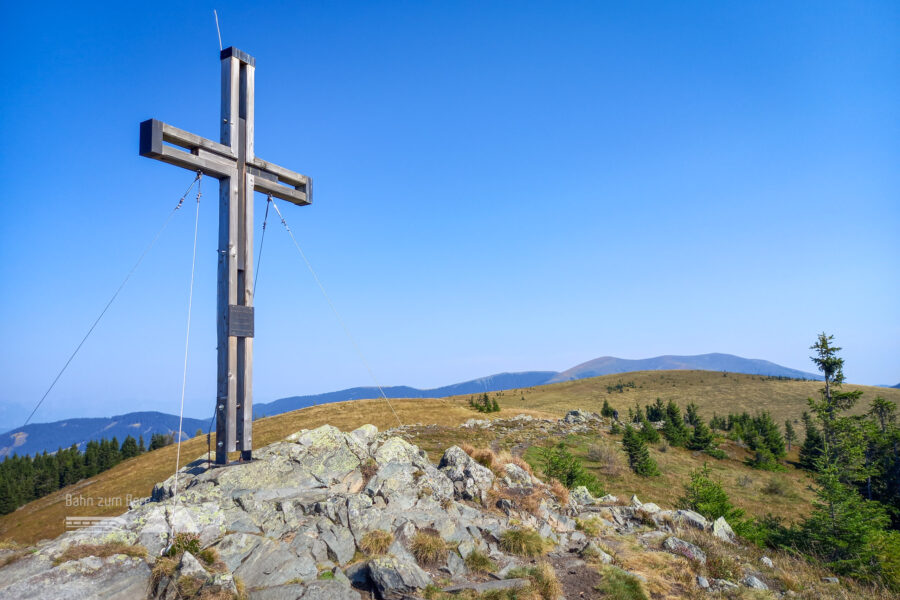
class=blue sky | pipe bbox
[1,1,897,430]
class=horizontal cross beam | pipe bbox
[139,119,311,206]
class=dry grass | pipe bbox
[359,530,393,556]
[151,555,178,587]
[482,370,899,427]
[507,562,561,600]
[53,541,147,565]
[409,529,447,565]
[586,441,625,477]
[548,479,569,505]
[575,517,604,538]
[0,398,549,545]
[177,574,204,597]
[3,371,896,545]
[463,549,495,573]
[499,528,548,557]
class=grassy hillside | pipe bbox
[2,370,897,545]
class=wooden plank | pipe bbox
[160,122,235,159]
[249,156,310,187]
[253,177,310,206]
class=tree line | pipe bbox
[0,432,178,515]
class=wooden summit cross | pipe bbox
[139,47,312,464]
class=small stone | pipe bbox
[697,575,710,589]
[760,556,774,568]
[630,495,642,508]
[822,577,839,584]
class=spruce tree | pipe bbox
[685,402,701,426]
[784,420,796,452]
[638,414,660,444]
[662,401,689,446]
[601,399,613,418]
[121,436,139,459]
[799,333,898,584]
[623,425,660,476]
[687,420,715,451]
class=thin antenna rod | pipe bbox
[214,10,223,51]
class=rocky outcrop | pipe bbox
[0,412,806,599]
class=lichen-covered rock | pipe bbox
[1,555,150,600]
[178,551,209,582]
[502,463,533,488]
[563,409,597,424]
[569,485,595,506]
[368,555,432,599]
[438,446,495,503]
[742,574,768,590]
[663,536,707,564]
[712,516,735,543]
[673,509,709,530]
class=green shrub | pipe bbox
[705,448,727,460]
[678,464,744,522]
[165,532,201,557]
[622,426,660,477]
[538,443,604,496]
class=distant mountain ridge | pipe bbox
[548,353,822,383]
[2,353,824,457]
[252,371,557,418]
[0,412,208,459]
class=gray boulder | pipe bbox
[438,446,495,503]
[1,555,150,600]
[663,536,707,564]
[712,516,735,543]
[742,575,769,590]
[673,509,709,530]
[368,555,432,599]
[569,485,595,506]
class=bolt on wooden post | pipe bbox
[139,47,312,464]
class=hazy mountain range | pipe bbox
[1,353,821,457]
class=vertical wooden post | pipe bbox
[237,59,255,461]
[216,54,240,464]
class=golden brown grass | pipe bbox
[483,370,899,428]
[548,479,569,505]
[3,371,896,546]
[53,541,147,565]
[359,530,393,556]
[499,528,548,557]
[463,549,495,573]
[0,398,549,545]
[409,529,448,565]
[514,562,561,600]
